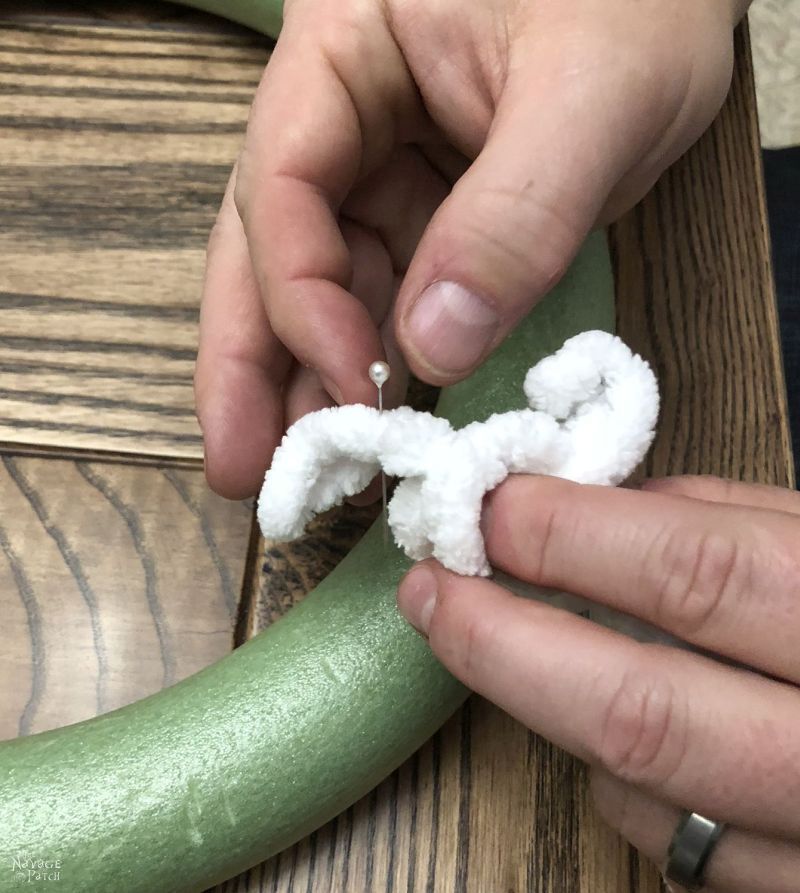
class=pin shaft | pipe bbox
[368,361,391,547]
[378,387,388,545]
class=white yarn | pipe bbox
[257,331,660,576]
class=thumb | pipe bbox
[395,63,643,384]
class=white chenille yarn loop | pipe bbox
[257,331,660,576]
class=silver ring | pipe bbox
[664,811,726,891]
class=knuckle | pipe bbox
[651,527,747,638]
[596,665,687,786]
[527,496,560,584]
[460,186,577,294]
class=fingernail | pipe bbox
[406,281,498,375]
[397,564,438,635]
[319,374,344,405]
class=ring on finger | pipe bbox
[664,811,726,891]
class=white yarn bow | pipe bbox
[258,330,659,576]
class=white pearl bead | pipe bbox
[368,361,391,387]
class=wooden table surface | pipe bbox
[0,4,793,892]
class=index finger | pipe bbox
[235,5,417,405]
[482,476,800,682]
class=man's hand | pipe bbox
[398,475,800,891]
[195,0,745,498]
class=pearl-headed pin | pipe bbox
[368,361,391,544]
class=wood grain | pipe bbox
[0,15,269,461]
[613,23,795,488]
[0,457,253,739]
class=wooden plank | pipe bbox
[0,16,269,460]
[0,458,253,739]
[613,22,795,488]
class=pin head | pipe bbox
[368,360,391,388]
